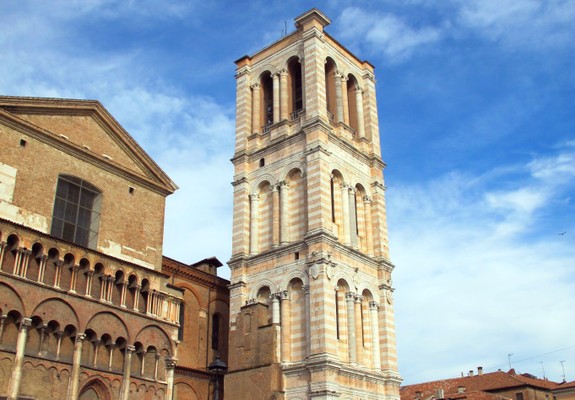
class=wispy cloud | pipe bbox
[336,7,444,62]
[456,0,575,50]
[390,143,575,382]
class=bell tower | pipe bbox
[226,8,401,399]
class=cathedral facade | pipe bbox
[226,9,401,400]
[0,96,229,400]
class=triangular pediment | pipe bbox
[0,96,177,195]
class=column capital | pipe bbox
[249,193,260,201]
[302,285,310,294]
[279,68,288,76]
[126,345,136,353]
[345,291,356,301]
[165,358,177,370]
[363,195,372,203]
[250,82,261,89]
[76,333,86,342]
[354,295,364,303]
[20,318,32,328]
[279,290,290,301]
[369,301,379,310]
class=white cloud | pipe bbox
[455,0,575,50]
[390,144,575,383]
[337,7,444,62]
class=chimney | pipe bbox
[458,386,466,394]
[469,370,474,377]
[478,366,483,376]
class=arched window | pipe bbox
[260,72,274,128]
[288,58,303,116]
[347,74,359,132]
[51,175,102,249]
[325,58,337,121]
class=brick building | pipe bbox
[401,368,560,400]
[226,9,401,400]
[0,96,229,400]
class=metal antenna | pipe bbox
[539,361,546,379]
[560,360,566,382]
[508,354,513,370]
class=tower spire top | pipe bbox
[294,8,331,31]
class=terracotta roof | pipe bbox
[554,381,575,391]
[401,370,560,400]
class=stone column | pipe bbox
[279,181,290,244]
[273,72,280,123]
[37,255,47,283]
[0,241,6,270]
[85,270,93,297]
[134,285,141,311]
[108,343,116,371]
[107,276,114,302]
[280,69,289,120]
[335,72,344,123]
[120,282,128,307]
[154,354,160,381]
[140,351,147,376]
[363,196,374,255]
[270,294,280,324]
[272,184,280,247]
[7,318,32,400]
[369,302,381,370]
[0,315,6,344]
[55,331,63,360]
[280,290,291,363]
[165,358,176,400]
[69,265,78,293]
[341,75,350,125]
[92,339,101,368]
[120,345,135,400]
[251,83,261,133]
[54,260,63,288]
[69,333,86,400]
[355,87,365,138]
[341,184,351,245]
[37,324,47,355]
[354,295,364,365]
[249,194,260,254]
[18,249,31,277]
[13,248,22,276]
[349,187,358,248]
[345,292,356,363]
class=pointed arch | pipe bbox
[79,378,112,400]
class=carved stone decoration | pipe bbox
[325,263,335,280]
[353,274,360,291]
[386,289,393,304]
[309,264,320,280]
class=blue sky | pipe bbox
[1,0,573,386]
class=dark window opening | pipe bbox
[516,393,524,400]
[211,314,220,350]
[335,291,340,339]
[20,139,27,147]
[330,178,336,223]
[178,304,185,341]
[259,158,265,167]
[294,252,299,260]
[51,175,101,249]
